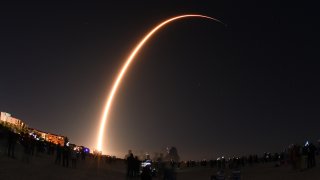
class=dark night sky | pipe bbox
[0,1,319,160]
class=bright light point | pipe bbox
[96,14,223,153]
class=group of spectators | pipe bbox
[125,150,178,180]
[183,141,319,171]
[2,124,319,179]
[0,124,88,169]
[126,150,142,178]
[20,132,56,162]
[54,142,79,168]
[288,142,317,170]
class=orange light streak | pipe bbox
[97,14,222,152]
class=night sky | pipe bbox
[1,1,319,160]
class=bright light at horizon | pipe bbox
[96,14,223,153]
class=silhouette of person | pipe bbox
[308,143,316,168]
[7,130,17,158]
[62,138,70,167]
[134,156,141,177]
[126,150,135,177]
[55,143,62,164]
[71,148,77,168]
[129,153,135,177]
[141,166,152,180]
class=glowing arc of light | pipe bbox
[97,14,222,152]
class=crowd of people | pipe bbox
[288,142,317,170]
[1,124,319,180]
[125,150,178,180]
[183,141,319,172]
[126,150,142,178]
[0,125,88,169]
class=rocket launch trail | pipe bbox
[97,14,223,153]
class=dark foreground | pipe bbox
[0,143,320,180]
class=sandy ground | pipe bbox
[0,143,320,180]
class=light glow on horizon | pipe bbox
[97,14,222,153]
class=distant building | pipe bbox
[28,128,65,145]
[0,112,87,149]
[0,112,27,131]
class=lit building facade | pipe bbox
[0,112,27,130]
[28,128,65,145]
[1,112,77,147]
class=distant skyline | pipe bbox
[0,1,319,160]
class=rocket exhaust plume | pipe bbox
[97,14,223,153]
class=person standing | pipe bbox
[62,138,70,167]
[7,131,17,158]
[71,148,77,168]
[126,151,134,177]
[55,143,62,164]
